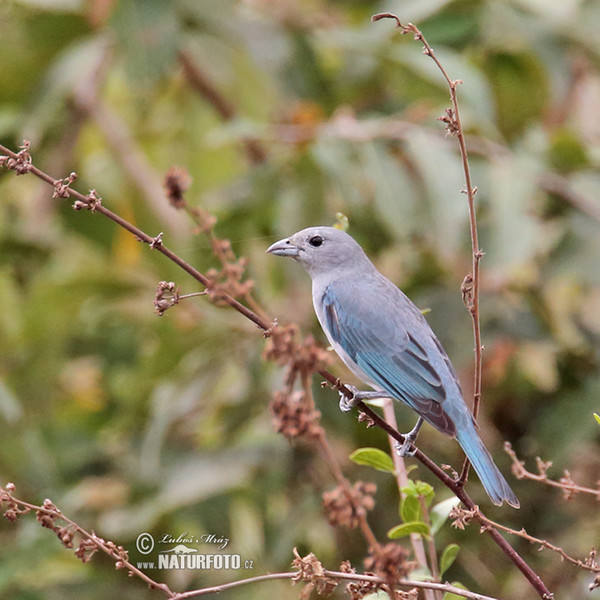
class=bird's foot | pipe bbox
[394,438,418,457]
[338,387,394,413]
[393,416,424,457]
[338,385,360,412]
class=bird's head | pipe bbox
[266,226,371,279]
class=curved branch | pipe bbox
[173,568,501,600]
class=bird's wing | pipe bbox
[321,278,456,435]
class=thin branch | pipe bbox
[452,505,600,575]
[171,573,298,600]
[0,484,174,597]
[320,374,551,598]
[0,143,267,330]
[383,400,439,600]
[303,373,381,551]
[0,140,550,598]
[505,442,600,500]
[373,13,484,490]
[323,569,502,600]
[167,566,501,600]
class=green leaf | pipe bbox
[400,493,422,523]
[594,413,600,426]
[388,521,430,539]
[349,447,395,473]
[403,480,435,506]
[443,581,470,600]
[440,544,460,577]
[485,50,549,139]
[415,481,435,506]
[401,480,418,497]
[408,567,433,581]
[548,128,589,173]
[430,497,461,535]
[361,592,390,600]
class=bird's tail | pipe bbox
[455,420,519,508]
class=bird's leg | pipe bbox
[394,416,424,457]
[338,386,396,413]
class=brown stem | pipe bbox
[171,567,501,600]
[505,442,600,499]
[382,400,438,600]
[419,494,441,589]
[321,370,553,599]
[302,373,380,550]
[0,487,174,597]
[476,507,599,574]
[372,11,484,501]
[316,432,380,550]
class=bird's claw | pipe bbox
[394,416,424,457]
[338,386,395,412]
[338,385,360,412]
[394,438,418,457]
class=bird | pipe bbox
[267,226,519,508]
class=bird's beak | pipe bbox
[266,238,300,257]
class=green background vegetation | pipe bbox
[1,0,599,598]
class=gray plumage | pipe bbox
[267,226,519,508]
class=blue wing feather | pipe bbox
[318,272,519,507]
[321,278,457,435]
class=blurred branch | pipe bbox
[0,483,173,596]
[540,171,600,224]
[505,442,600,500]
[383,399,440,600]
[303,373,381,550]
[0,140,551,598]
[178,49,268,165]
[253,111,600,225]
[26,37,111,237]
[183,548,504,600]
[450,505,600,582]
[72,72,189,236]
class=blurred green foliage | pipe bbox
[1,0,599,599]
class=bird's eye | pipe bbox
[309,236,324,247]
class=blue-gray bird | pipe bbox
[267,226,519,508]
